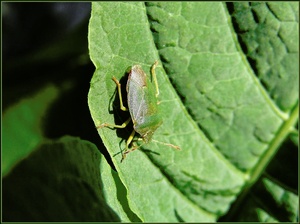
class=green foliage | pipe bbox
[2,85,59,176]
[3,2,298,222]
[3,136,120,221]
[88,2,298,222]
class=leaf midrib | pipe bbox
[248,104,299,185]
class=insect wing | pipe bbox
[127,65,148,126]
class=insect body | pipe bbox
[98,61,180,162]
[127,64,162,143]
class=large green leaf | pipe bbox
[88,2,298,222]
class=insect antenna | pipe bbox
[152,139,181,150]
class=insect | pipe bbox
[97,61,180,162]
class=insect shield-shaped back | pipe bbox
[127,65,163,143]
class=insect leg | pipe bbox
[151,60,160,98]
[97,117,131,129]
[112,76,128,111]
[121,129,136,162]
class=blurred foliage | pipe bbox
[2,2,109,163]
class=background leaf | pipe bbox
[2,85,59,176]
[3,136,119,221]
[88,2,298,222]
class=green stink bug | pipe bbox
[97,61,180,162]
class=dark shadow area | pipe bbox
[250,178,296,222]
[219,175,297,222]
[174,209,185,222]
[3,2,90,62]
[265,136,298,194]
[111,72,134,142]
[41,63,110,161]
[2,3,122,219]
[142,148,160,156]
[2,2,106,157]
[2,2,91,110]
[110,166,142,222]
